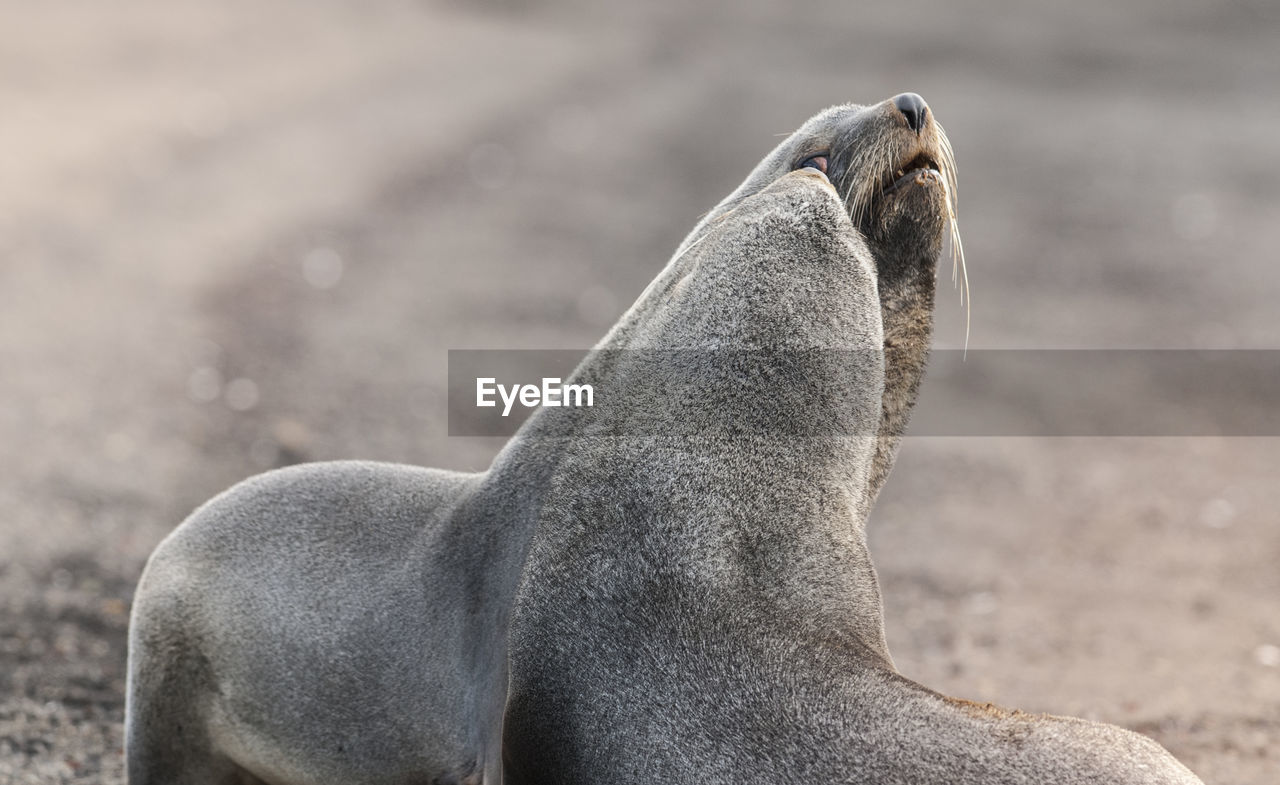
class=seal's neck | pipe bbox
[868,258,937,503]
[511,176,898,661]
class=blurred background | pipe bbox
[1,1,1277,781]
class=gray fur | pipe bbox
[126,98,1203,785]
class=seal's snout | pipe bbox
[892,92,929,134]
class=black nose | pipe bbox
[892,92,928,133]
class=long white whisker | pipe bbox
[936,124,970,355]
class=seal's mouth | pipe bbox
[881,153,942,195]
[830,144,951,229]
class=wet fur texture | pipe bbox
[126,100,1203,785]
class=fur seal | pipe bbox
[126,95,1203,785]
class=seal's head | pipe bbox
[683,93,963,303]
[661,95,963,500]
[584,96,961,496]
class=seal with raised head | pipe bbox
[125,94,1204,785]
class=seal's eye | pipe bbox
[797,154,829,174]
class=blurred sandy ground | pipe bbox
[1,0,1277,781]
